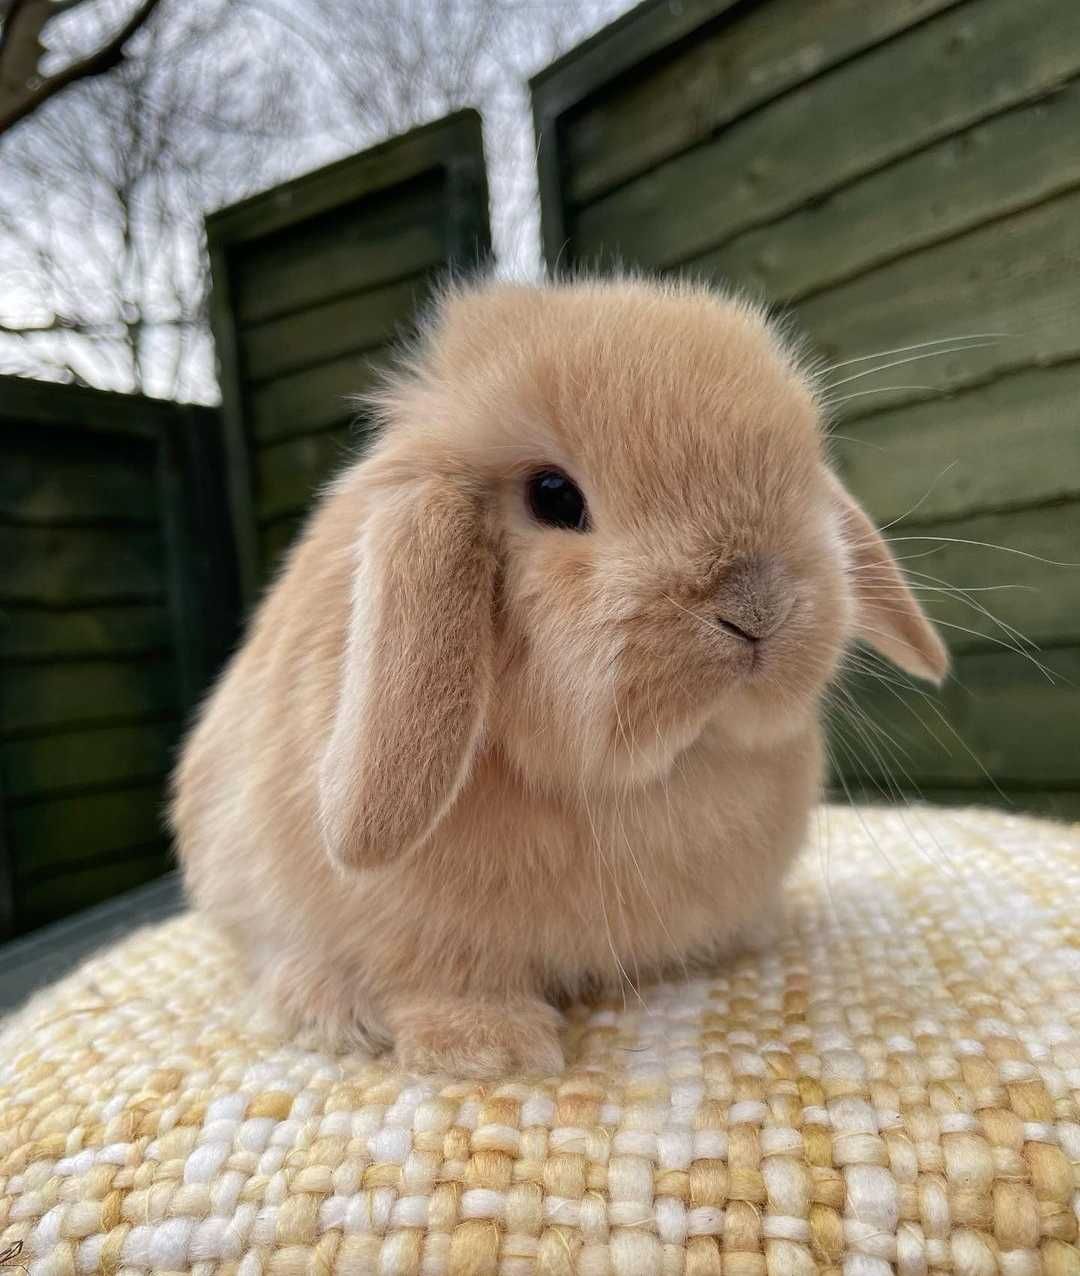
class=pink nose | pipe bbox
[714,555,794,642]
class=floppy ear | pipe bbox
[828,471,949,684]
[318,479,496,871]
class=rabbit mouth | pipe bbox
[715,610,796,681]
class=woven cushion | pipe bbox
[1,806,1078,1276]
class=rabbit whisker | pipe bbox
[822,383,935,407]
[816,333,1008,376]
[821,342,998,390]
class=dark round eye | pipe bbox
[526,468,590,532]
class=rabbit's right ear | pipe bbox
[318,478,496,872]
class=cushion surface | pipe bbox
[1,806,1078,1275]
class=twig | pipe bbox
[0,0,164,135]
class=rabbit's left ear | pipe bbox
[828,470,949,684]
[318,478,496,871]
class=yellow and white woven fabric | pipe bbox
[1,806,1078,1276]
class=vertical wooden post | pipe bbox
[157,404,241,717]
[444,119,492,270]
[533,105,569,275]
[208,243,261,615]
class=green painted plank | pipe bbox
[798,185,1080,417]
[207,109,482,249]
[12,784,165,874]
[254,424,363,523]
[833,359,1080,526]
[572,0,1080,270]
[241,275,427,383]
[533,0,735,112]
[2,721,178,802]
[0,525,164,606]
[0,604,172,661]
[16,847,172,934]
[248,350,390,440]
[0,375,203,439]
[1,657,178,735]
[833,644,1080,788]
[693,78,1080,302]
[883,502,1080,651]
[532,0,740,266]
[231,172,446,326]
[561,0,963,205]
[0,435,157,524]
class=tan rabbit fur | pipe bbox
[172,276,947,1077]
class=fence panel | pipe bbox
[0,377,237,936]
[207,110,491,605]
[533,0,1080,817]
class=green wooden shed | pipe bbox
[206,110,492,606]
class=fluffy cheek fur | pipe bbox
[491,529,724,789]
[493,521,853,788]
[492,540,621,788]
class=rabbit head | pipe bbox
[318,277,947,872]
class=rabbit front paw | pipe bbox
[389,994,564,1079]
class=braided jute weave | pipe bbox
[1,806,1078,1276]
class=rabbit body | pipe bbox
[173,278,945,1076]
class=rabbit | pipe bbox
[171,275,947,1078]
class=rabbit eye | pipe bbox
[526,468,590,532]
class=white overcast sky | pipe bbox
[0,0,633,401]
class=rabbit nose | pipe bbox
[715,613,767,644]
[714,554,794,642]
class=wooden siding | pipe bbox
[207,110,491,605]
[532,0,1080,812]
[0,377,238,935]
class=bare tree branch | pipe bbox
[0,0,163,135]
[0,0,629,396]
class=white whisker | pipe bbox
[817,333,1008,376]
[849,645,1011,800]
[885,535,1080,569]
[822,384,935,407]
[873,461,961,533]
[822,342,998,390]
[827,679,960,879]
